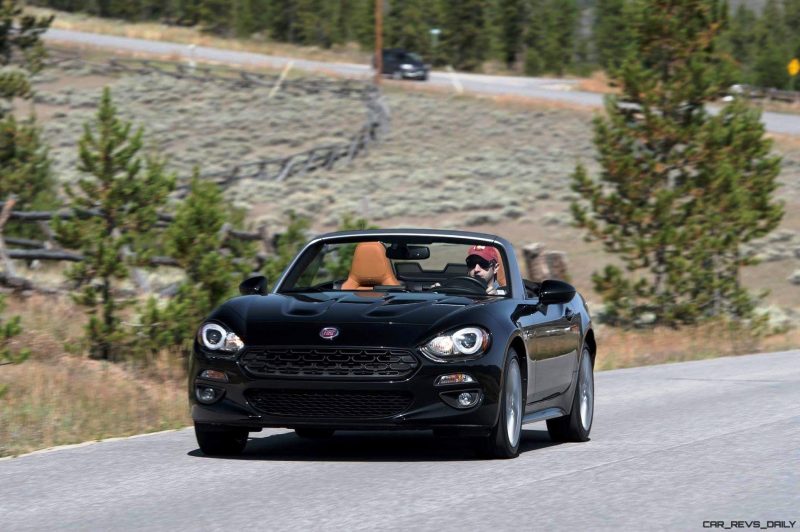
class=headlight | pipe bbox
[401,63,414,70]
[420,327,490,362]
[197,323,244,355]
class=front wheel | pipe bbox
[546,346,594,442]
[482,350,523,458]
[195,423,249,456]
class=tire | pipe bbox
[482,350,523,459]
[195,423,249,456]
[295,428,335,439]
[546,346,594,442]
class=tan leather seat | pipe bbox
[341,242,401,290]
[496,257,507,287]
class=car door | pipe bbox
[531,301,580,401]
[382,51,397,74]
[514,297,563,405]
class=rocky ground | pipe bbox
[26,49,800,322]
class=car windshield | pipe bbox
[279,239,510,297]
[404,53,423,63]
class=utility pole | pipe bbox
[374,0,383,85]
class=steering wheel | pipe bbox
[438,276,487,294]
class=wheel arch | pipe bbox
[583,328,596,366]
[508,335,528,391]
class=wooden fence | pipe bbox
[0,198,270,293]
[44,50,391,192]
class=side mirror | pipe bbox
[539,279,575,305]
[239,275,268,296]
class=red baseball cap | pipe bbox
[466,245,499,263]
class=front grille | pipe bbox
[240,346,419,380]
[245,389,413,419]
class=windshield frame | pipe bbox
[274,232,514,298]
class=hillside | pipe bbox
[27,47,800,318]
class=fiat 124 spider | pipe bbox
[190,229,595,458]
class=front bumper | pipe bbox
[400,69,428,80]
[189,344,505,432]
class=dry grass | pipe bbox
[595,322,800,370]
[0,353,188,457]
[575,71,618,94]
[0,293,188,457]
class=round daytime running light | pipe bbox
[421,327,489,361]
[452,328,485,355]
[198,323,244,353]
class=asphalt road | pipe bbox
[1,350,798,531]
[43,28,800,137]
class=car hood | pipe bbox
[210,291,498,347]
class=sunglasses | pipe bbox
[466,256,494,270]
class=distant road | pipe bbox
[1,350,798,530]
[44,28,800,136]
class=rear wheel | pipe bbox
[295,428,335,439]
[194,423,249,456]
[546,346,594,442]
[482,350,523,459]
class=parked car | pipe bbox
[376,48,429,80]
[190,229,595,458]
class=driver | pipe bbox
[465,245,506,295]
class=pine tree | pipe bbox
[593,0,632,71]
[0,0,53,89]
[786,0,800,89]
[265,0,298,42]
[496,0,528,69]
[524,0,579,76]
[0,294,28,399]
[441,0,488,71]
[719,4,758,81]
[571,0,783,326]
[0,116,57,238]
[0,294,27,364]
[351,0,376,48]
[385,0,435,56]
[54,88,175,360]
[0,1,56,238]
[752,0,792,89]
[135,173,256,360]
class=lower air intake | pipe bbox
[244,389,413,419]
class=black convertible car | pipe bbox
[190,229,595,458]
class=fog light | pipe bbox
[195,385,223,404]
[199,369,228,382]
[435,373,476,386]
[458,392,478,407]
[440,389,482,409]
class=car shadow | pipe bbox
[187,428,561,462]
